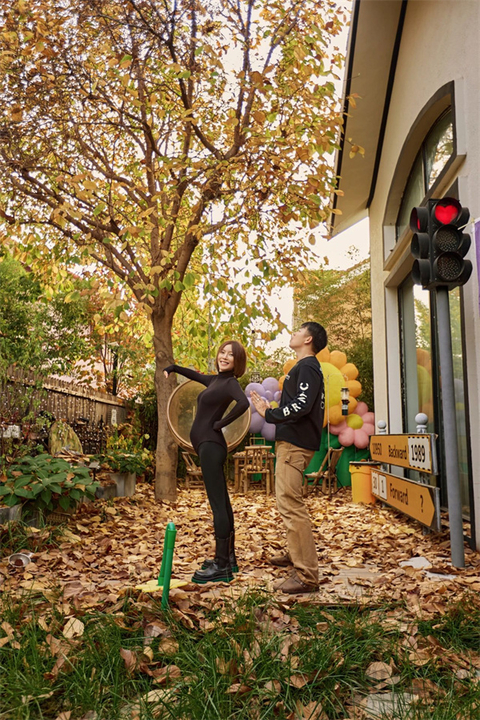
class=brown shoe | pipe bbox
[273,573,318,594]
[269,552,292,567]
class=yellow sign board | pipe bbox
[371,470,441,531]
[369,434,437,474]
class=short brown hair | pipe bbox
[215,340,247,378]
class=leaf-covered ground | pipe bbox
[1,482,478,611]
[1,484,480,719]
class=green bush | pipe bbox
[0,453,98,513]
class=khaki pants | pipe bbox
[275,441,319,586]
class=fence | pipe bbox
[1,369,128,455]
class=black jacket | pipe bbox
[265,355,324,451]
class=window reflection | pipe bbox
[425,111,453,188]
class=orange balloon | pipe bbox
[347,396,358,414]
[316,347,330,363]
[416,348,432,372]
[347,379,362,398]
[341,363,359,381]
[278,374,286,391]
[327,404,344,425]
[283,358,296,375]
[330,350,347,369]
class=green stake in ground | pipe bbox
[135,522,187,604]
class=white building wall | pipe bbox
[367,0,480,545]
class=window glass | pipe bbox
[396,153,424,241]
[425,110,454,188]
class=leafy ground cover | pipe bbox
[1,484,479,719]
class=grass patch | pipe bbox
[0,589,479,719]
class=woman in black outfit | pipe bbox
[164,340,248,584]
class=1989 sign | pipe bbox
[407,437,431,471]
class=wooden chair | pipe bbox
[239,445,274,495]
[303,447,344,496]
[182,452,203,488]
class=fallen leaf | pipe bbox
[366,661,393,682]
[62,618,84,638]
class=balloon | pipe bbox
[354,429,370,449]
[278,375,286,391]
[355,401,369,417]
[341,363,359,381]
[274,391,282,402]
[416,347,431,372]
[329,420,346,436]
[245,382,265,397]
[362,423,375,436]
[338,427,355,447]
[249,412,264,434]
[264,390,273,402]
[347,396,358,414]
[261,421,276,442]
[362,412,375,426]
[262,377,279,394]
[270,401,279,408]
[346,413,363,430]
[316,347,330,363]
[330,350,347,369]
[347,379,362,398]
[283,358,296,374]
[320,362,345,407]
[417,365,432,406]
[326,404,344,426]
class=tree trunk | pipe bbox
[152,308,178,502]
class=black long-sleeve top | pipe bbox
[264,355,324,451]
[164,364,249,453]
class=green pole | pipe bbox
[158,522,177,609]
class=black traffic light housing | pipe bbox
[410,198,472,290]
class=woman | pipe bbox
[164,340,249,584]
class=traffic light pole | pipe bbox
[435,286,465,568]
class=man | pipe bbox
[251,322,326,594]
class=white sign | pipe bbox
[371,470,387,500]
[407,436,432,472]
[1,425,21,439]
[111,409,118,426]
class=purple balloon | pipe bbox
[245,382,265,398]
[261,421,276,442]
[264,390,273,402]
[262,377,279,395]
[249,411,264,434]
[274,391,282,402]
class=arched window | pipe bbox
[396,109,453,239]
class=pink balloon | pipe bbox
[245,383,265,397]
[355,401,369,417]
[262,377,279,394]
[261,421,276,442]
[353,429,370,449]
[362,423,375,436]
[329,420,347,436]
[249,412,264,434]
[339,427,355,447]
[362,412,375,426]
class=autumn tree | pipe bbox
[0,0,347,500]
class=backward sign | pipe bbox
[371,470,441,532]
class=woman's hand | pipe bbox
[251,391,271,418]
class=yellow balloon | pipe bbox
[283,358,296,375]
[341,363,359,381]
[316,347,330,363]
[270,401,279,408]
[417,364,432,406]
[346,413,363,430]
[327,404,344,425]
[347,396,358,414]
[320,362,344,407]
[347,379,362,398]
[330,350,347,369]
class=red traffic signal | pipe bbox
[409,198,472,290]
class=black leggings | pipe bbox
[198,441,234,540]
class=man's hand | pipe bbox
[251,391,271,418]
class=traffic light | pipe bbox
[410,198,472,290]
